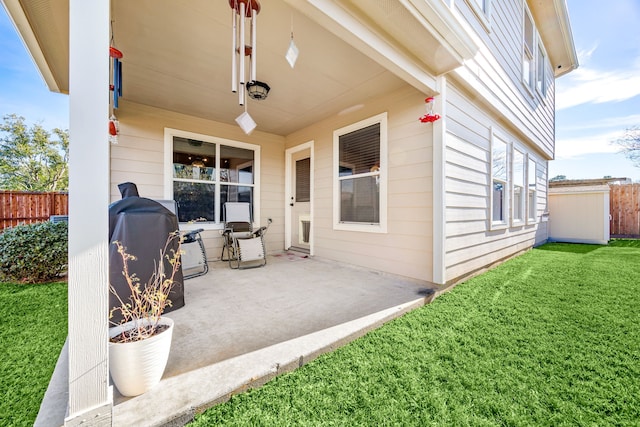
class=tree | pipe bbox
[613,126,640,167]
[550,175,567,182]
[0,114,69,191]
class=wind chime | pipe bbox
[230,0,262,134]
[109,21,123,144]
[419,97,441,123]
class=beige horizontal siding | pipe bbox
[452,0,555,159]
[286,86,434,282]
[445,235,534,281]
[111,100,285,259]
[446,207,487,222]
[443,81,549,284]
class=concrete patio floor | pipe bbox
[37,251,440,426]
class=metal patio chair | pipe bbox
[155,199,209,279]
[220,202,270,269]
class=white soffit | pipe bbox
[285,0,478,93]
[528,0,578,78]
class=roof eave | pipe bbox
[285,0,479,95]
[1,0,63,93]
[529,0,578,78]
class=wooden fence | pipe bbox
[0,191,69,231]
[610,184,640,237]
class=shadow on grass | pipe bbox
[536,239,640,254]
[609,239,640,248]
[416,288,435,298]
[535,242,603,254]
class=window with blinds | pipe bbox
[339,124,380,176]
[338,123,380,224]
[295,158,310,202]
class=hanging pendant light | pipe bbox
[246,80,270,100]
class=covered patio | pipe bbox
[2,0,478,424]
[37,252,439,426]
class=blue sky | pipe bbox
[553,0,640,181]
[1,1,639,180]
[0,9,68,130]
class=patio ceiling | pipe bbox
[5,0,481,136]
[112,0,409,135]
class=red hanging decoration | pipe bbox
[419,97,441,123]
[109,114,119,145]
[229,0,261,17]
[109,46,123,59]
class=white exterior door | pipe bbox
[291,150,311,251]
[286,143,313,253]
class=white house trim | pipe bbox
[285,141,315,254]
[403,0,479,60]
[332,112,388,234]
[66,0,112,424]
[163,128,262,230]
[432,76,447,285]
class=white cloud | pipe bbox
[576,45,598,66]
[555,130,623,160]
[558,114,640,132]
[556,64,640,110]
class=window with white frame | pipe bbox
[523,8,535,90]
[536,43,547,96]
[512,148,525,224]
[169,132,259,226]
[333,113,387,232]
[491,135,508,226]
[472,0,487,13]
[466,0,491,29]
[527,157,537,223]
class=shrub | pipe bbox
[0,221,68,283]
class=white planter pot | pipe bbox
[109,317,174,397]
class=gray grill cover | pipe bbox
[108,183,185,324]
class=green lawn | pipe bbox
[0,281,67,427]
[192,241,640,426]
[2,242,639,426]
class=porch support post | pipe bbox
[65,0,112,425]
[432,75,447,285]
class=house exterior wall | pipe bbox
[286,86,434,282]
[437,0,555,283]
[112,87,433,282]
[110,101,286,258]
[548,186,610,245]
[443,82,548,283]
[106,2,561,286]
[453,0,555,158]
